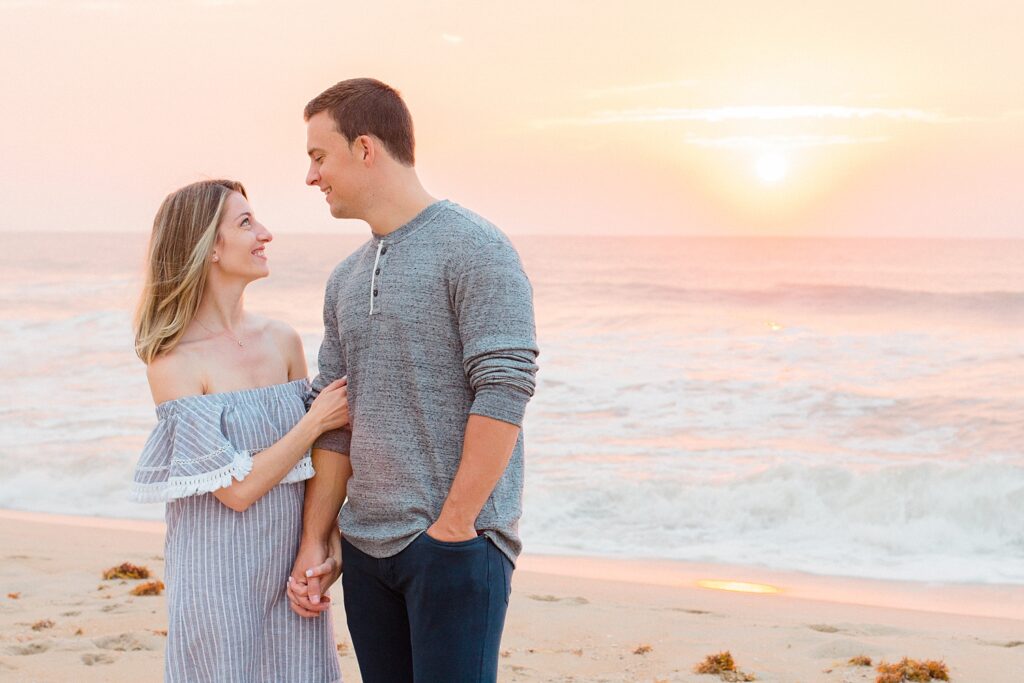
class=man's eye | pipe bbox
[316,156,325,164]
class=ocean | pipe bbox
[1,232,1022,584]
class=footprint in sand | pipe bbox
[93,633,156,652]
[527,594,589,605]
[808,623,844,633]
[669,607,711,615]
[99,602,132,614]
[82,653,117,666]
[810,638,876,660]
[5,641,51,656]
[980,639,1024,648]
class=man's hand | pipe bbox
[426,516,478,543]
[310,525,343,595]
[286,536,332,618]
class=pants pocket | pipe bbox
[420,531,487,549]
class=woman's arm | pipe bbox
[146,333,349,513]
[212,386,347,512]
[213,325,347,512]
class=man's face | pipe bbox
[305,111,364,219]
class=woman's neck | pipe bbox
[195,280,247,332]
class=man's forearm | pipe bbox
[434,414,520,535]
[300,448,351,543]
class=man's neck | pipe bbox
[363,176,439,237]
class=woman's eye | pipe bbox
[241,218,251,227]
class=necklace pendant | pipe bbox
[237,340,244,347]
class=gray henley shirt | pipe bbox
[309,199,539,564]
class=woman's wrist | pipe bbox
[298,412,326,443]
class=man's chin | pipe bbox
[327,200,352,219]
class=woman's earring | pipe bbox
[212,255,219,262]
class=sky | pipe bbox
[0,0,1022,238]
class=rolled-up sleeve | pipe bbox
[454,239,539,426]
[309,270,352,455]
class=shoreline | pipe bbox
[2,508,1020,621]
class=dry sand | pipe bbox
[1,510,1021,682]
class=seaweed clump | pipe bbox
[130,580,165,596]
[876,658,950,682]
[694,651,756,681]
[103,563,150,580]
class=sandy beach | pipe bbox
[1,510,1021,682]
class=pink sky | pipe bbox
[1,0,1021,237]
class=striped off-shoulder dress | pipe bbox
[130,379,341,683]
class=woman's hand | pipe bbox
[286,526,342,617]
[307,377,349,432]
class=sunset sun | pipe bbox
[755,151,789,184]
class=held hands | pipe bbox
[286,526,343,618]
[308,377,349,432]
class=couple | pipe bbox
[130,78,539,683]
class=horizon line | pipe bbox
[6,229,1023,242]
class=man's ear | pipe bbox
[354,135,375,165]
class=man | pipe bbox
[285,78,539,682]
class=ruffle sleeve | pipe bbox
[129,400,312,503]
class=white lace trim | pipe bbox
[279,456,315,485]
[129,453,315,503]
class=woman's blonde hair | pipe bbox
[134,179,247,364]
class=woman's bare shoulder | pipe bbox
[255,316,306,379]
[146,346,205,405]
[256,316,303,350]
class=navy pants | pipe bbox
[341,532,514,683]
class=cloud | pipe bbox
[0,0,254,7]
[536,105,964,127]
[584,79,699,99]
[441,33,464,44]
[0,0,58,6]
[684,134,890,150]
[1,0,131,6]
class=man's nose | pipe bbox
[306,165,319,186]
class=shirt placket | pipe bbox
[369,241,387,316]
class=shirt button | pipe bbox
[373,289,379,296]
[381,246,388,255]
[375,268,381,275]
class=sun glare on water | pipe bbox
[697,580,781,594]
[755,152,789,184]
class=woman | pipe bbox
[130,179,346,682]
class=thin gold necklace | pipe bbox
[195,317,245,347]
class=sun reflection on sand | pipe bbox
[697,580,781,594]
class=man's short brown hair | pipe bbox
[304,78,415,166]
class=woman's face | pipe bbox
[211,192,272,282]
